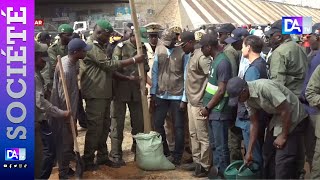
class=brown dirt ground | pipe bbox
[49,107,311,179]
[49,110,201,180]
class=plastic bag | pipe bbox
[133,131,175,171]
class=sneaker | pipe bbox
[181,162,196,171]
[113,157,126,166]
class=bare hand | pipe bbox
[179,102,187,111]
[63,111,71,119]
[273,133,287,149]
[244,152,253,165]
[200,107,209,118]
[128,75,141,81]
[133,54,145,63]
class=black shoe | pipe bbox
[208,166,219,179]
[181,162,196,171]
[98,159,121,168]
[168,157,181,166]
[113,158,126,166]
[67,168,75,177]
[84,163,99,172]
[192,164,208,178]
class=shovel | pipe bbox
[57,55,84,179]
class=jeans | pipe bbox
[40,120,56,179]
[208,120,231,173]
[239,119,263,168]
[154,98,185,160]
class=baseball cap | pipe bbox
[58,24,74,33]
[265,20,282,37]
[176,31,195,46]
[68,38,93,53]
[226,77,247,107]
[225,28,249,44]
[217,23,236,33]
[312,23,320,34]
[160,29,176,47]
[199,33,218,47]
[96,20,113,32]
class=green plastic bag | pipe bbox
[133,131,175,171]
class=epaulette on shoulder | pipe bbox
[117,42,124,48]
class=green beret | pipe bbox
[96,20,113,32]
[58,24,74,33]
[139,27,148,43]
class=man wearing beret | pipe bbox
[80,20,145,171]
[109,27,149,166]
[46,24,74,93]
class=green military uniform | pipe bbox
[269,38,307,97]
[223,44,242,162]
[244,79,307,179]
[35,42,66,178]
[305,65,320,179]
[110,28,149,161]
[80,20,121,166]
[43,24,74,92]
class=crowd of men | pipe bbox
[35,18,320,179]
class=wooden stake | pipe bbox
[129,0,152,133]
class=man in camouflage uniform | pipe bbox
[80,20,145,171]
[110,27,149,166]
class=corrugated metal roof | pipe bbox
[181,0,320,28]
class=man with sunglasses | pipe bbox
[226,77,308,179]
[80,20,145,171]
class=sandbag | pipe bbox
[133,131,175,171]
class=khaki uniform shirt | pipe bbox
[112,40,149,102]
[269,39,307,97]
[35,71,64,123]
[245,79,307,136]
[185,48,212,107]
[224,44,240,77]
[305,65,320,138]
[80,38,120,99]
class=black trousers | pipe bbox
[263,118,307,179]
[40,120,56,179]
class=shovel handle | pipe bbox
[57,55,80,152]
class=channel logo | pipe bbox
[282,16,312,35]
[5,148,26,161]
